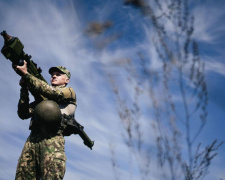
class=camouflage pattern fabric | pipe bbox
[49,66,71,79]
[15,73,76,179]
[23,73,76,105]
[15,135,66,180]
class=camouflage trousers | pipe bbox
[15,134,66,180]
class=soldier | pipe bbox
[13,61,76,180]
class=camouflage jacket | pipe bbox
[18,73,76,120]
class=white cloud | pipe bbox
[205,58,225,76]
[0,0,225,180]
[192,2,225,44]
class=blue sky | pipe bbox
[0,0,224,180]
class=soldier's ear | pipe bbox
[65,78,70,84]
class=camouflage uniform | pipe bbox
[15,67,76,180]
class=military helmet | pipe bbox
[34,100,61,132]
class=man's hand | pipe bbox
[12,60,28,76]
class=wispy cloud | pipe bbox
[0,0,225,180]
[205,59,225,76]
[192,1,225,44]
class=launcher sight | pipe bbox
[1,30,31,66]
